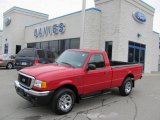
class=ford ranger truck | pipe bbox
[15,49,143,115]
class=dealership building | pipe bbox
[0,0,160,73]
[0,30,2,53]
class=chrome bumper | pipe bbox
[15,80,50,96]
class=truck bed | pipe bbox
[110,61,141,68]
[110,61,142,88]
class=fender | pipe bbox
[56,80,75,88]
[54,79,80,95]
[127,70,132,75]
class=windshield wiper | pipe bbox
[61,62,75,67]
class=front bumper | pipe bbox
[15,80,54,104]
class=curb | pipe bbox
[143,73,160,76]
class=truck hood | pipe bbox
[20,64,76,78]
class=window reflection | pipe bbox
[27,38,80,56]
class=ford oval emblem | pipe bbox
[3,16,11,26]
[132,11,146,24]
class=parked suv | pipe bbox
[15,48,57,70]
[0,54,15,69]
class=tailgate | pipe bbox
[15,57,35,66]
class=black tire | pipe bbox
[51,88,75,115]
[6,63,13,69]
[119,77,133,96]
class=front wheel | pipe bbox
[119,77,133,96]
[51,88,75,115]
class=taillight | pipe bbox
[34,59,39,64]
[0,58,3,62]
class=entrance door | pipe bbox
[140,49,145,65]
[128,41,145,70]
[105,41,112,60]
[16,45,21,54]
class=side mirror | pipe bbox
[87,64,96,71]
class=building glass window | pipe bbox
[140,50,145,63]
[4,43,8,54]
[46,51,55,62]
[105,41,112,60]
[135,48,140,63]
[128,41,146,70]
[128,47,134,62]
[27,43,36,48]
[49,40,59,56]
[36,42,41,49]
[59,40,65,54]
[41,41,49,50]
[64,39,70,50]
[128,41,146,63]
[27,38,80,56]
[70,38,80,49]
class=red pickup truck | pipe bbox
[15,49,142,114]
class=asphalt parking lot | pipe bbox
[0,68,160,120]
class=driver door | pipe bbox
[83,54,109,94]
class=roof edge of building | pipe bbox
[135,0,155,13]
[25,7,101,28]
[3,6,49,18]
[140,0,155,10]
[153,31,160,35]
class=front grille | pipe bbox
[18,74,32,87]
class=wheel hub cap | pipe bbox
[8,64,12,69]
[125,82,132,94]
[59,94,72,111]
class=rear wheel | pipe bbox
[6,63,13,69]
[119,77,133,96]
[51,88,75,115]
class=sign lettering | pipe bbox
[34,23,65,37]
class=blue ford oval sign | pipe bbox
[132,11,146,24]
[4,16,11,26]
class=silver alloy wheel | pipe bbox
[7,63,13,69]
[125,82,132,94]
[58,94,72,112]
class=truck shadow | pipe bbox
[20,88,121,116]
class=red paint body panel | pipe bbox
[20,49,143,95]
[111,65,142,87]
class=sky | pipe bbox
[0,0,160,33]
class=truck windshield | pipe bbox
[56,50,88,68]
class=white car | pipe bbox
[0,54,15,69]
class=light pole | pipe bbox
[80,0,86,48]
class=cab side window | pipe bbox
[89,54,105,68]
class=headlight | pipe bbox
[34,80,47,88]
